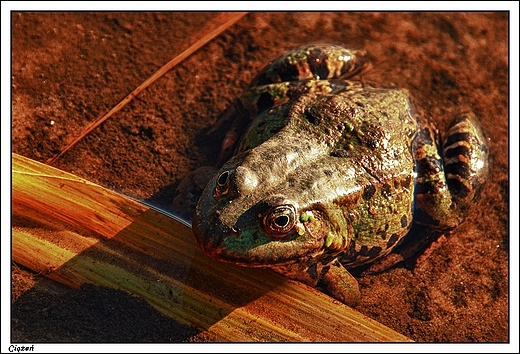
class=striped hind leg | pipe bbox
[413,112,489,230]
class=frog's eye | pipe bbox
[217,170,230,186]
[262,205,296,238]
[213,170,230,198]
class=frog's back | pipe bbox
[293,87,419,267]
[235,86,419,268]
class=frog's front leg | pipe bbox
[413,112,489,230]
[272,259,361,307]
[320,259,361,307]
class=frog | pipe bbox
[191,44,489,307]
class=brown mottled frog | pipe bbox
[192,44,489,307]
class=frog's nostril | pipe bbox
[221,224,241,236]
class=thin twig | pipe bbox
[46,12,247,165]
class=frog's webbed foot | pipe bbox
[413,112,489,230]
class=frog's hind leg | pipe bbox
[413,112,489,230]
[366,113,490,273]
[443,113,489,203]
[250,44,370,86]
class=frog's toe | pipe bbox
[321,259,361,307]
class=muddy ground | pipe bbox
[11,12,509,343]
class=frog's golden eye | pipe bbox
[262,205,296,238]
[213,170,230,198]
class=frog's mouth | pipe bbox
[193,220,314,267]
[193,202,333,268]
[199,241,323,269]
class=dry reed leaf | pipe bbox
[13,153,412,342]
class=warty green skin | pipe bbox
[193,45,489,307]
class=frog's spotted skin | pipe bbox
[193,44,489,307]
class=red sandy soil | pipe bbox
[11,12,509,342]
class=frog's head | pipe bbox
[192,157,349,267]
